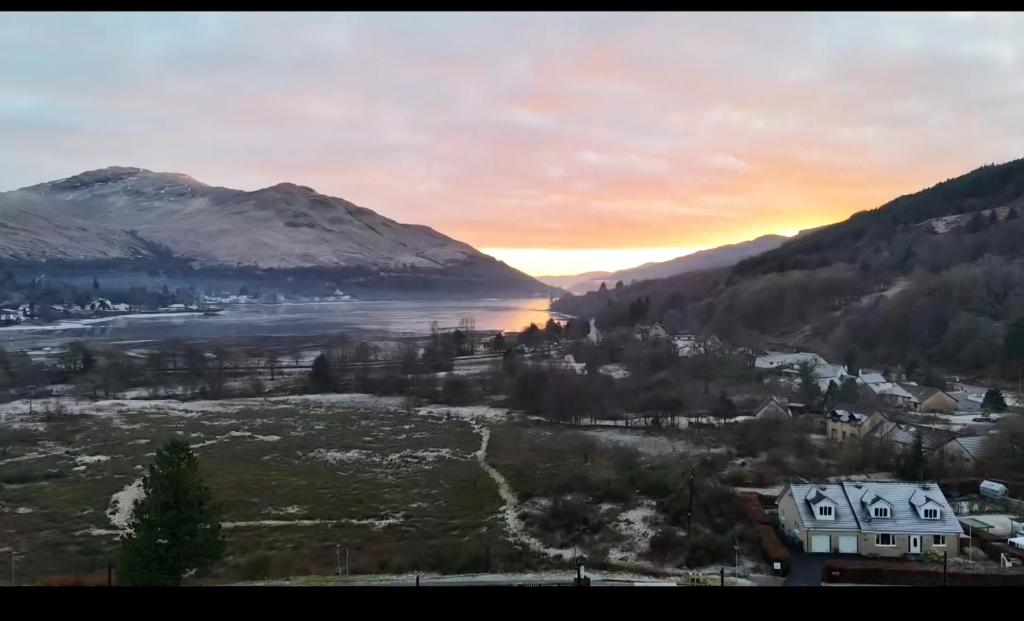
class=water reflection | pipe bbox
[1,298,567,351]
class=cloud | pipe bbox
[2,12,1024,275]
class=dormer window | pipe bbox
[873,506,890,518]
[923,508,939,520]
[817,505,834,519]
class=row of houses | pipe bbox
[825,402,988,466]
[754,350,998,415]
[778,481,964,557]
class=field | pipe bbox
[1,392,768,585]
[0,395,538,584]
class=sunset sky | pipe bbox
[3,12,1024,276]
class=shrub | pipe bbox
[684,530,735,568]
[723,467,751,486]
[647,527,688,563]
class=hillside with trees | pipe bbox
[554,157,1024,380]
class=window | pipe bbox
[817,505,834,519]
[923,508,939,520]
[873,506,890,518]
[876,533,896,546]
[933,535,946,546]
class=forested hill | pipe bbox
[553,157,1024,379]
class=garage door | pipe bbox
[838,535,858,554]
[810,535,830,553]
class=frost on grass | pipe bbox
[74,454,112,465]
[308,447,464,466]
[607,501,660,564]
[107,478,145,530]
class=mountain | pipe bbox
[539,234,790,294]
[0,167,547,297]
[553,157,1024,376]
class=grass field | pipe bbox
[0,396,534,584]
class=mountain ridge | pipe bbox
[0,166,548,298]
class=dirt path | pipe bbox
[472,423,577,560]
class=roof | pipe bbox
[858,372,887,385]
[785,484,861,531]
[754,352,826,368]
[867,422,958,451]
[959,517,996,531]
[950,435,988,459]
[898,383,945,403]
[868,382,915,400]
[842,482,963,535]
[829,402,882,425]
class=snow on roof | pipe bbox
[868,382,915,400]
[858,372,887,385]
[754,352,826,368]
[787,484,860,531]
[841,482,963,535]
[953,436,988,459]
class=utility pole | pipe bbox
[335,545,342,577]
[346,547,349,576]
[107,560,112,587]
[943,551,947,586]
[687,461,700,534]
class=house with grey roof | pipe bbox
[826,403,888,443]
[777,484,865,554]
[778,481,964,557]
[898,383,958,413]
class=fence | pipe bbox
[822,559,1024,586]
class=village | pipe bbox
[2,312,1024,586]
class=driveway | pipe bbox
[784,541,838,586]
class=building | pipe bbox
[672,334,724,357]
[936,435,988,467]
[777,482,964,557]
[826,403,888,443]
[865,421,959,455]
[0,308,21,323]
[897,383,958,413]
[753,395,791,420]
[754,351,828,370]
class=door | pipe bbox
[909,535,921,554]
[810,535,830,553]
[838,535,858,554]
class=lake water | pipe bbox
[1,297,565,352]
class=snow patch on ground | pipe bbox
[608,502,659,564]
[107,478,145,530]
[223,513,404,530]
[74,454,111,465]
[265,505,306,516]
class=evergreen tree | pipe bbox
[309,353,334,392]
[839,377,860,403]
[118,440,225,586]
[843,349,860,376]
[614,280,624,290]
[1007,206,1020,220]
[797,361,821,406]
[965,212,986,233]
[1005,316,1024,363]
[981,388,1008,412]
[491,332,506,353]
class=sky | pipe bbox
[3,12,1024,276]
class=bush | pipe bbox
[647,527,688,563]
[535,496,605,543]
[684,530,735,568]
[723,467,751,486]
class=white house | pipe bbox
[777,482,964,557]
[754,352,828,370]
[0,308,21,323]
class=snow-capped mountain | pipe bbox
[0,167,503,270]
